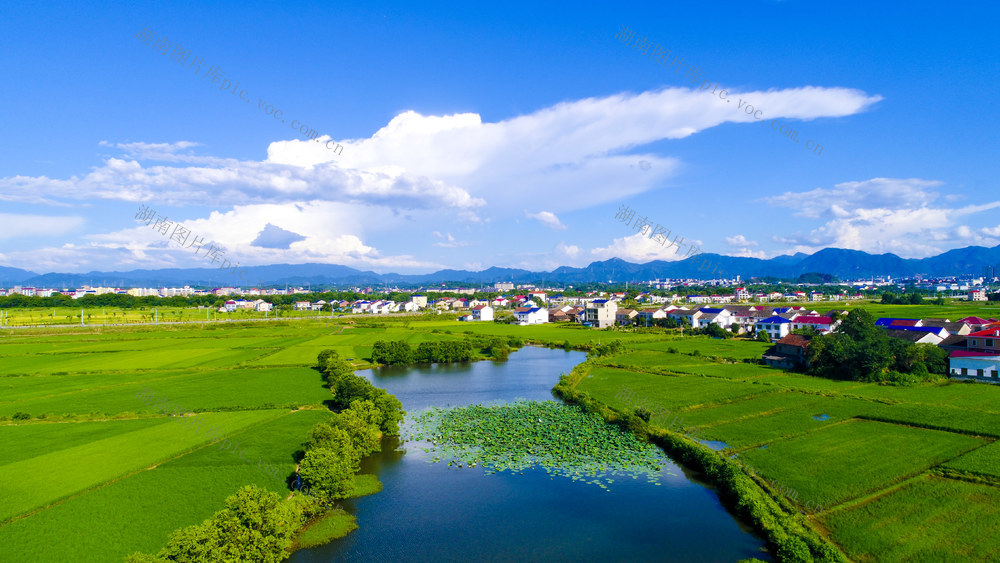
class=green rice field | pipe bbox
[3,310,1000,561]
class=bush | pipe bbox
[11,412,29,421]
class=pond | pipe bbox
[288,346,770,562]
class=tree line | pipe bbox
[370,335,524,364]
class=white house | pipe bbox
[755,315,792,340]
[514,306,548,325]
[253,299,273,312]
[470,304,494,321]
[637,308,667,323]
[294,301,312,311]
[582,299,618,329]
[669,309,704,327]
[697,308,732,328]
[949,351,1000,380]
[401,301,420,312]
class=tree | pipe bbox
[370,340,415,365]
[299,448,357,500]
[143,485,306,563]
[755,330,771,343]
[330,406,382,458]
[305,423,359,468]
[370,388,405,436]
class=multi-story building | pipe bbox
[582,299,618,329]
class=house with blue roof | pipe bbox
[755,315,792,340]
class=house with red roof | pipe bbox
[789,315,838,333]
[959,317,997,329]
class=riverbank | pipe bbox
[553,360,845,562]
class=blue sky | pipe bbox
[1,0,998,275]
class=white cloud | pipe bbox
[2,83,884,270]
[590,233,691,263]
[725,234,758,247]
[75,201,442,273]
[764,177,1000,257]
[432,232,468,248]
[0,213,84,240]
[527,211,567,230]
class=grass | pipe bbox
[942,440,1000,479]
[821,475,1000,562]
[4,307,1000,561]
[0,410,283,523]
[734,420,984,509]
[291,508,358,550]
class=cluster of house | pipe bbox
[682,288,865,303]
[1,285,323,299]
[760,314,1000,383]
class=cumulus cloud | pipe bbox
[75,201,442,273]
[590,233,694,263]
[765,178,1000,257]
[2,83,883,271]
[527,211,567,230]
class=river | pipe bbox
[288,346,770,562]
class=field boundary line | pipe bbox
[0,409,295,528]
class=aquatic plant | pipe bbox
[405,400,671,488]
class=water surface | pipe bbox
[290,346,770,562]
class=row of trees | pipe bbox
[369,339,477,365]
[879,292,945,305]
[806,309,948,384]
[299,350,405,500]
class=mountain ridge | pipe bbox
[5,245,999,287]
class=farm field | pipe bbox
[564,329,1000,562]
[4,311,1000,561]
[0,319,443,561]
[821,476,1000,562]
[0,315,655,561]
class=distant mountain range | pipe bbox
[3,245,999,288]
